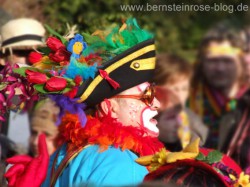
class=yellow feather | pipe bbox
[135,155,153,165]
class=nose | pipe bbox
[151,97,161,110]
[216,61,227,71]
[33,133,40,147]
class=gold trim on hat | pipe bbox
[77,44,155,103]
[130,57,156,71]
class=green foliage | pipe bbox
[196,152,206,161]
[13,67,38,77]
[207,150,223,164]
[34,84,72,94]
[0,83,7,91]
[196,150,223,164]
[43,0,250,62]
[44,24,68,44]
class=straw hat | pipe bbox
[0,18,45,53]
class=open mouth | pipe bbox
[149,111,158,125]
[141,108,160,137]
[150,118,158,125]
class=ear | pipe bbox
[98,99,120,118]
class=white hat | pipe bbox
[0,18,46,53]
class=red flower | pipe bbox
[45,77,67,92]
[49,48,70,63]
[46,37,65,51]
[26,69,47,84]
[74,76,82,86]
[28,52,42,64]
[64,87,78,98]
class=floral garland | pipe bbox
[14,33,98,98]
[0,18,154,122]
[0,64,39,121]
[0,31,98,121]
[58,113,164,157]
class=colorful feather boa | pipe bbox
[58,113,163,156]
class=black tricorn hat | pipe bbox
[76,39,156,107]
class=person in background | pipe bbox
[0,18,45,66]
[219,89,250,173]
[217,28,250,172]
[189,26,248,149]
[0,18,46,155]
[154,54,208,151]
[240,27,250,85]
[28,98,61,157]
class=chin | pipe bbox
[148,130,159,137]
[145,123,159,137]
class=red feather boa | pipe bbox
[58,113,163,156]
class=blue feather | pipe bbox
[63,57,97,81]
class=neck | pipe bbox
[220,82,239,98]
[207,81,239,99]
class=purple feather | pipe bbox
[48,95,87,127]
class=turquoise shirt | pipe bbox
[42,144,148,187]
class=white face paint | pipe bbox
[141,107,159,137]
[114,82,160,137]
[128,101,143,122]
[138,83,159,137]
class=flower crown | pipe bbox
[136,139,250,187]
[0,18,155,125]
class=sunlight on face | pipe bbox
[163,76,190,107]
[203,41,241,90]
[29,127,57,157]
[114,82,160,137]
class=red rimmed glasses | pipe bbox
[112,83,156,107]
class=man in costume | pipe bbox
[4,18,163,187]
[189,27,248,149]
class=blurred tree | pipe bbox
[43,0,250,62]
[0,0,47,23]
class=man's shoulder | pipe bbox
[45,144,147,186]
[77,145,139,163]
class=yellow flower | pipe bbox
[234,172,250,187]
[32,56,57,70]
[73,42,83,55]
[165,138,199,163]
[229,174,236,181]
[150,148,169,171]
[136,138,200,172]
[136,148,169,171]
[152,148,168,164]
[136,155,153,166]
